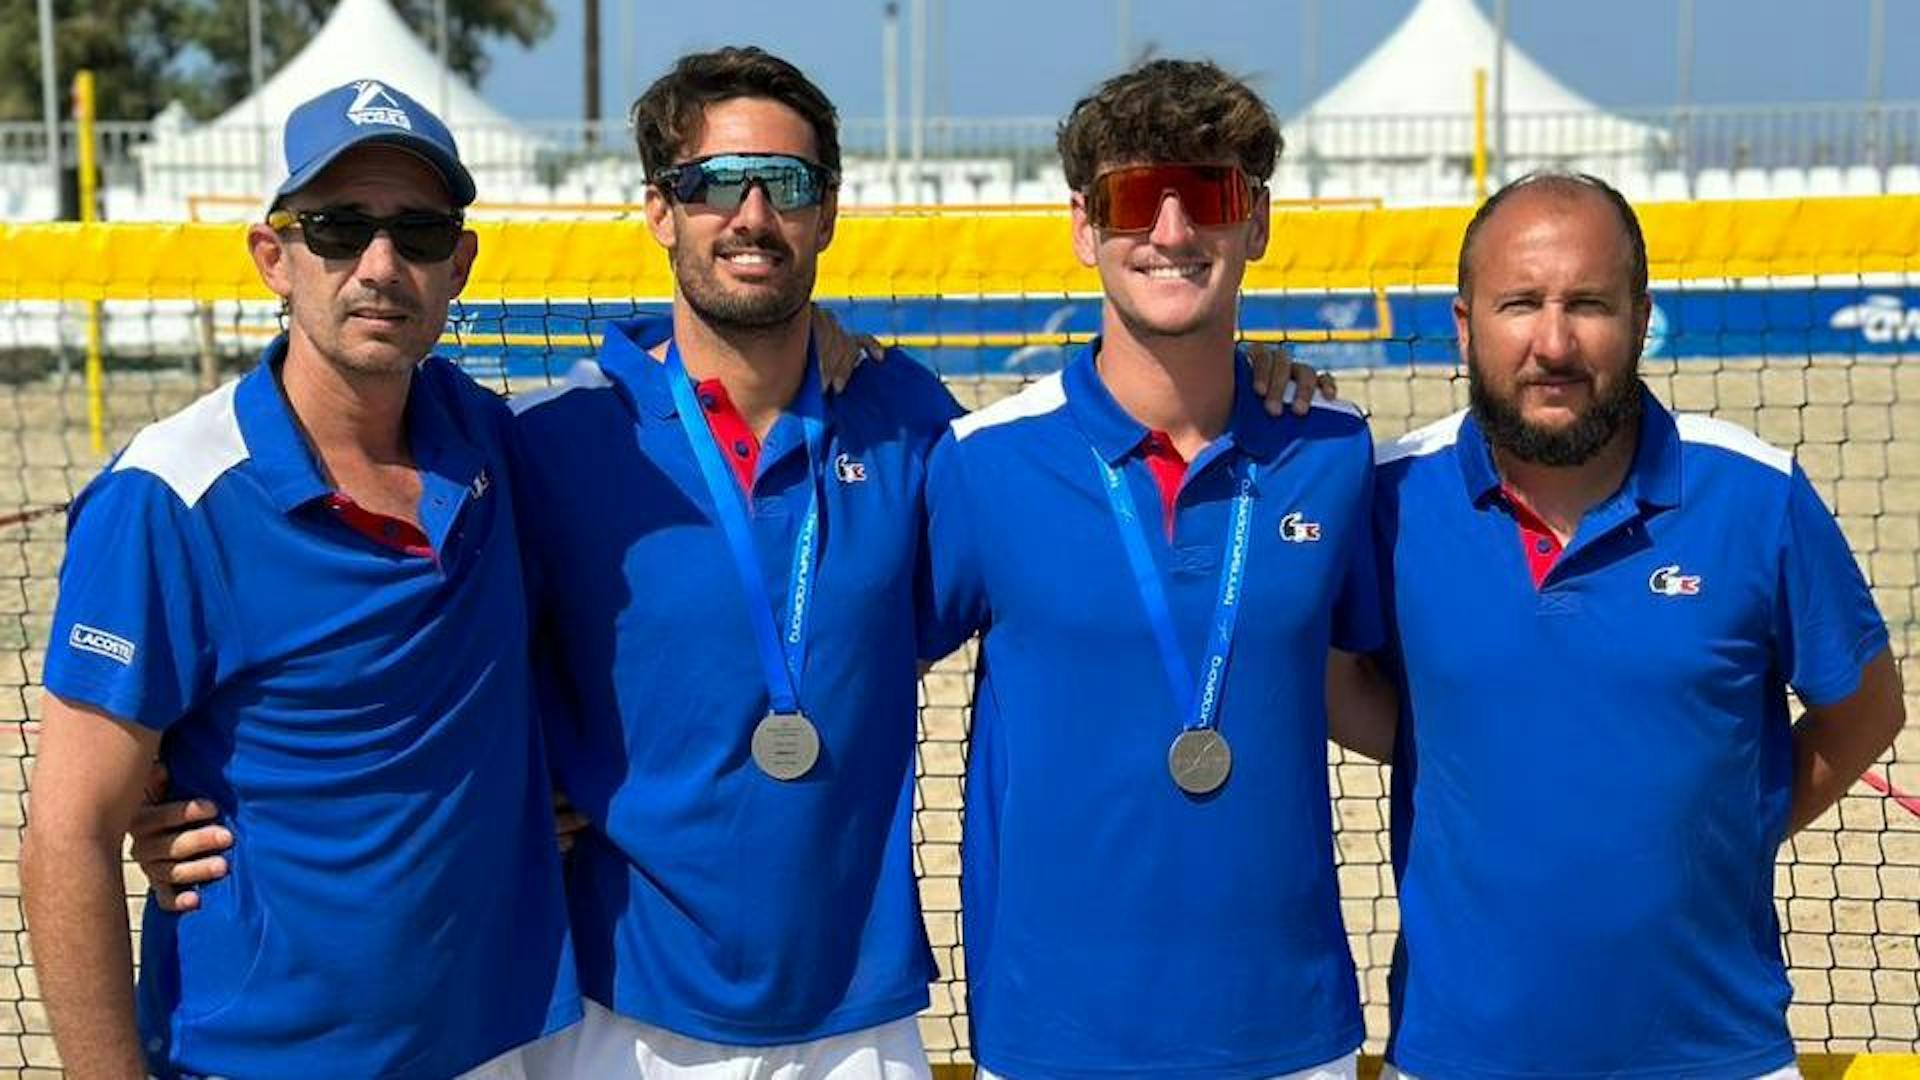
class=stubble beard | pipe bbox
[674,241,814,335]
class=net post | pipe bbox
[1473,68,1489,203]
[73,69,103,454]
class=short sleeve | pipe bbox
[44,473,221,729]
[917,429,989,662]
[1775,463,1889,706]
[1332,430,1388,655]
[897,349,967,432]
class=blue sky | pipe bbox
[481,0,1920,123]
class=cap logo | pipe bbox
[347,80,411,130]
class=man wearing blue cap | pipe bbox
[22,80,581,1079]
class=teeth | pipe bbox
[1140,265,1206,280]
[724,252,773,265]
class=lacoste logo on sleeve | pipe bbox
[1278,511,1322,543]
[69,624,136,665]
[1648,564,1703,596]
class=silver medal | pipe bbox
[752,711,820,780]
[1168,729,1232,794]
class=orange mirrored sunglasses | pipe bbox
[1085,163,1256,232]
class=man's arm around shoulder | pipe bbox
[24,693,163,1080]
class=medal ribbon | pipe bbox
[1092,447,1255,733]
[667,342,825,715]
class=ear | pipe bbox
[1631,293,1653,357]
[1070,191,1098,269]
[644,185,676,250]
[248,223,295,300]
[1245,185,1271,262]
[1452,294,1472,367]
[814,186,839,253]
[448,229,479,299]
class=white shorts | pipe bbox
[458,1020,587,1079]
[1382,1063,1801,1080]
[521,999,932,1079]
[978,1049,1357,1080]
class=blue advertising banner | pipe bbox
[442,285,1920,381]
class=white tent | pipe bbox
[1293,0,1663,164]
[138,0,545,202]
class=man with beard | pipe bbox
[23,82,580,1078]
[920,60,1382,1079]
[1367,171,1905,1079]
[502,47,960,1077]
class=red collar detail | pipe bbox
[1140,430,1188,539]
[1501,485,1564,589]
[695,378,761,495]
[325,493,433,559]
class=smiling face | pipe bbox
[247,145,476,379]
[644,96,837,333]
[1071,161,1269,342]
[1456,185,1652,466]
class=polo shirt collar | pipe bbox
[1454,382,1681,511]
[234,336,331,512]
[1625,387,1682,510]
[1064,338,1287,467]
[595,314,830,443]
[596,315,677,420]
[233,334,485,516]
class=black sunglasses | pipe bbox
[265,206,466,263]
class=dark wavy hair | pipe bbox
[630,46,841,177]
[1057,59,1282,190]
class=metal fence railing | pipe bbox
[6,101,1920,218]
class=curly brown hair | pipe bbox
[629,46,841,178]
[1057,59,1282,191]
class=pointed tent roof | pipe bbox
[141,0,542,194]
[1296,0,1661,159]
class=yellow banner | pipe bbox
[4,196,1919,302]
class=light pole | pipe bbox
[250,0,267,186]
[436,0,449,116]
[910,0,926,202]
[884,2,900,191]
[36,0,57,213]
[1868,0,1886,172]
[1492,0,1509,185]
[1676,0,1693,178]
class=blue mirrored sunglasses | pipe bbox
[653,153,837,212]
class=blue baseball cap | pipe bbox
[274,79,476,208]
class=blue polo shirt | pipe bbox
[922,343,1381,1080]
[1374,389,1889,1079]
[42,338,581,1080]
[512,316,963,1044]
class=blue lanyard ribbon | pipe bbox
[666,342,826,715]
[1092,448,1256,732]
